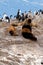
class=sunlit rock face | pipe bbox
[0,16,43,65]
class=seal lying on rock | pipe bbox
[7,24,18,36]
[22,18,37,41]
